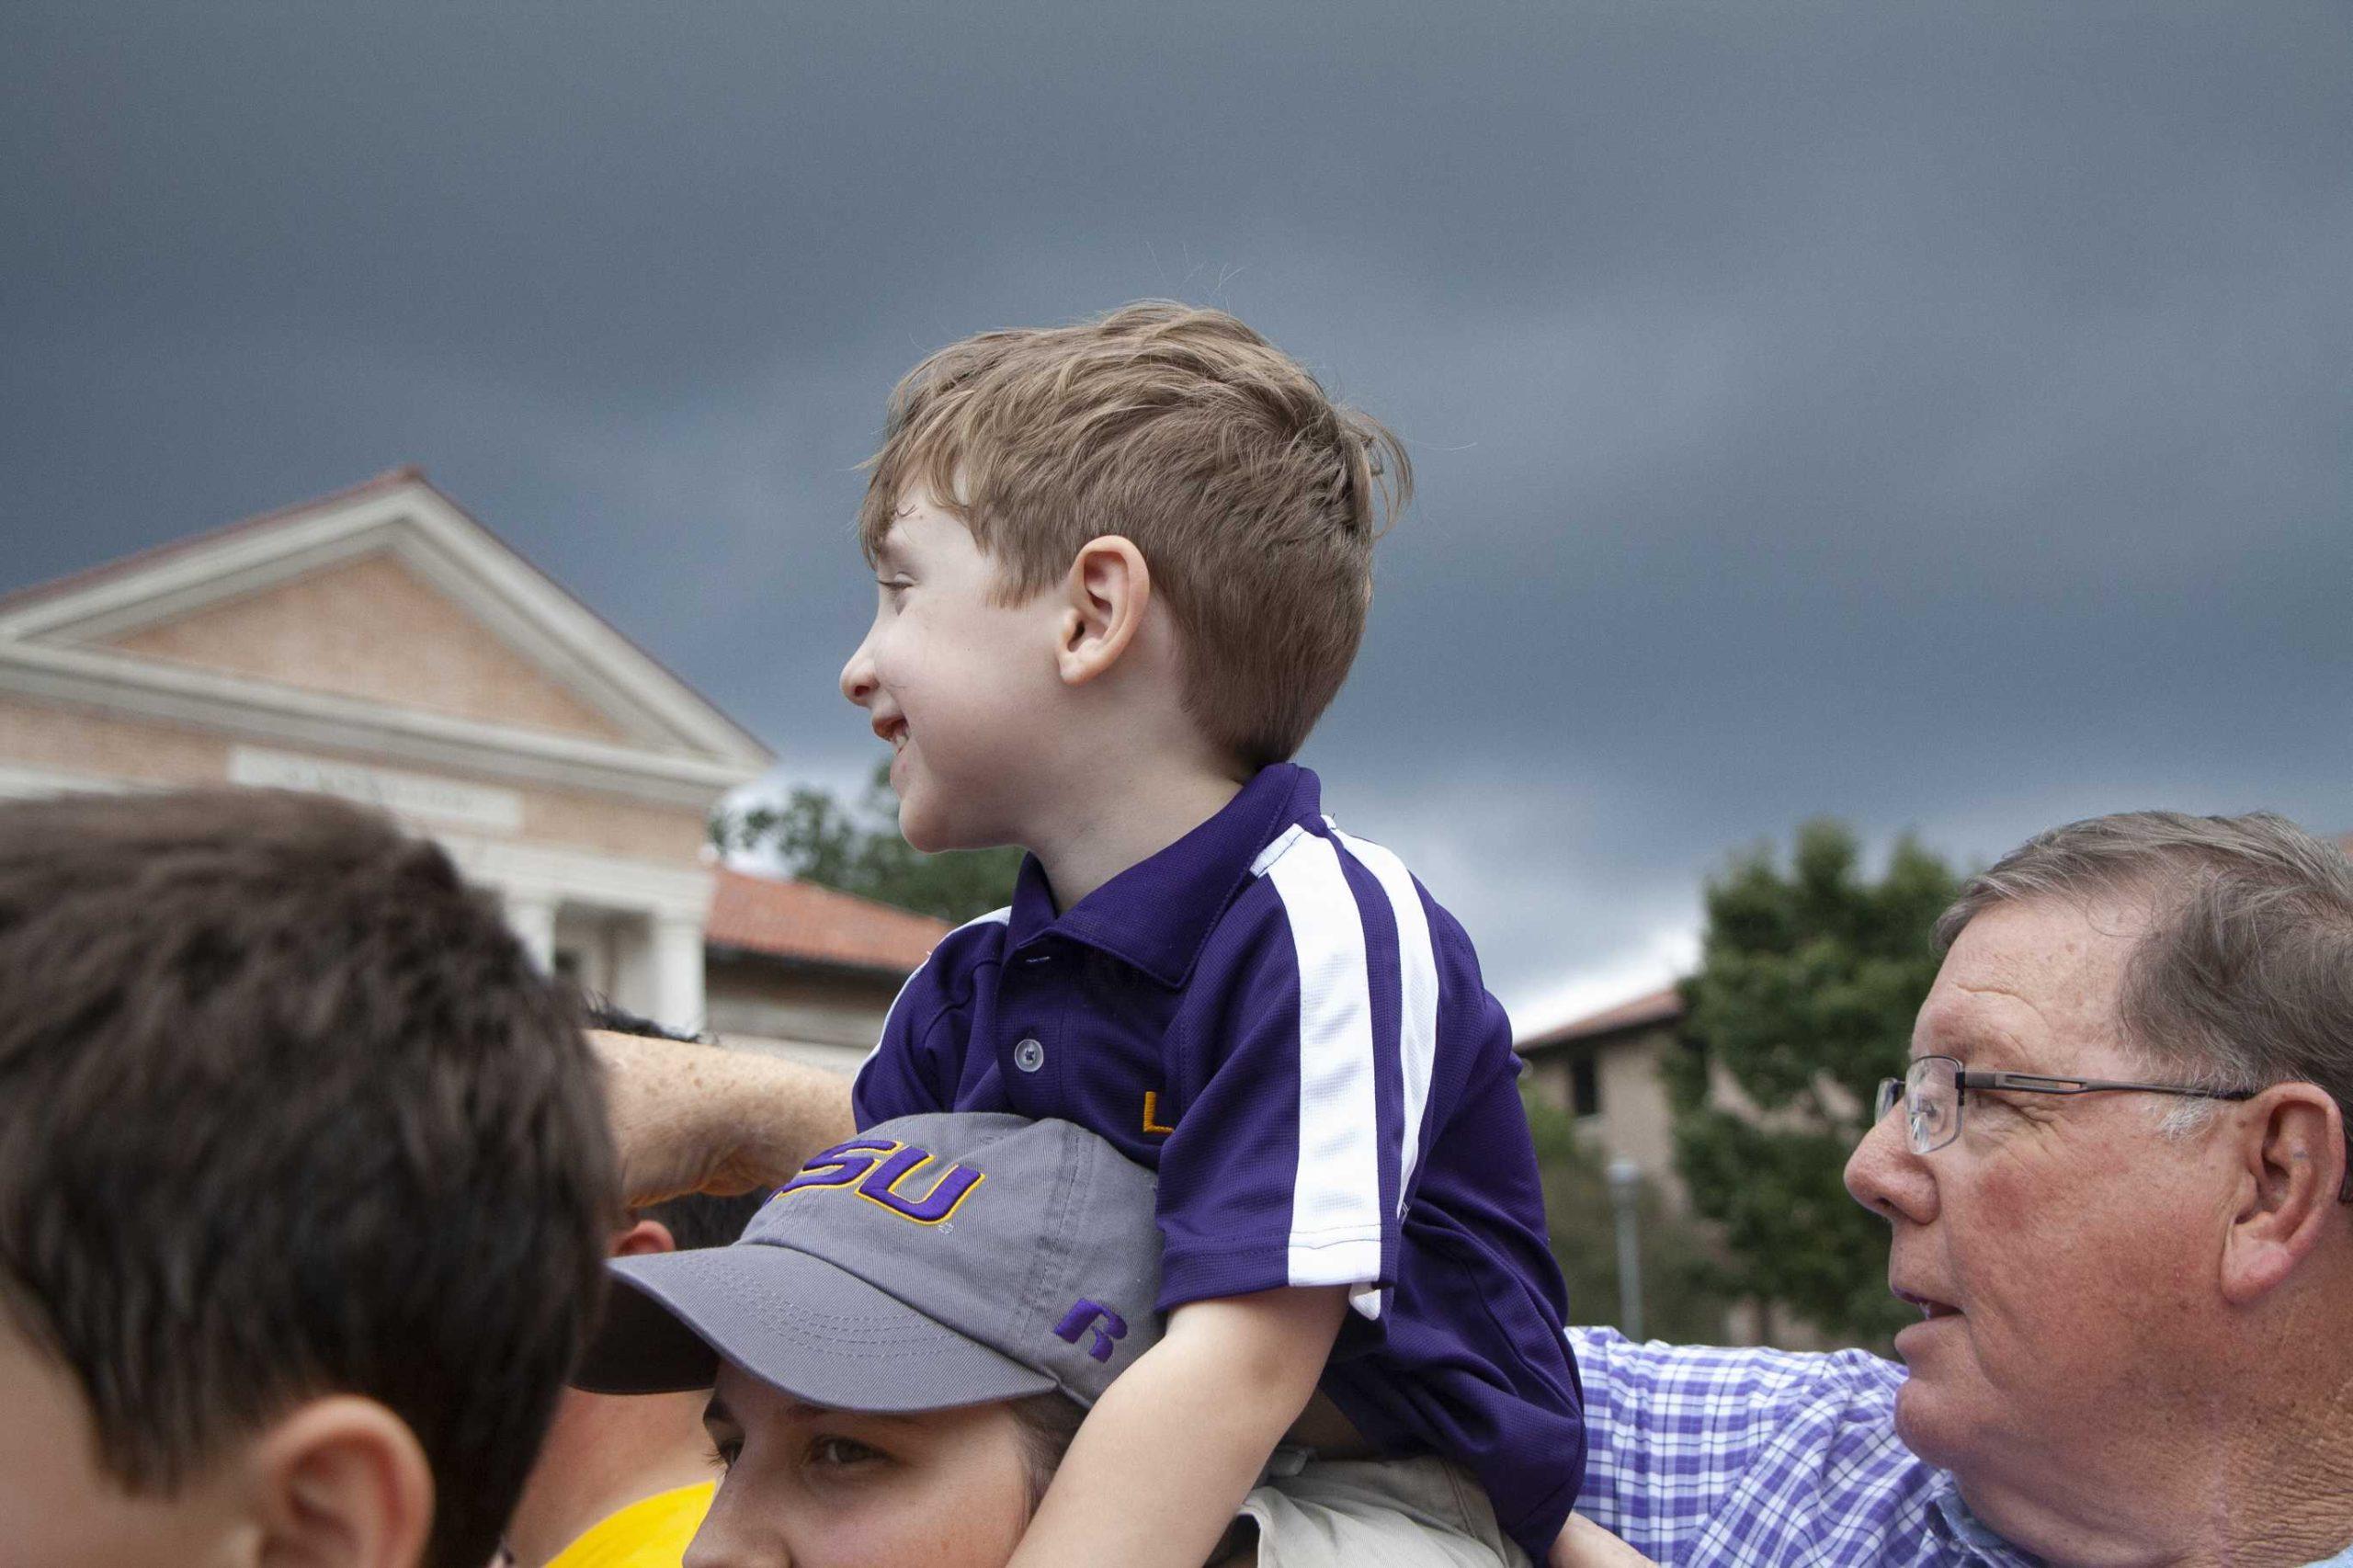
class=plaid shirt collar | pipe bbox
[1570,1328,2353,1567]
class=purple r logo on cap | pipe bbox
[1051,1299,1128,1363]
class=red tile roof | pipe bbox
[1516,984,1685,1053]
[706,865,951,974]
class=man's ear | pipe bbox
[2219,1083,2347,1306]
[252,1396,433,1568]
[612,1216,679,1260]
[1055,536,1151,687]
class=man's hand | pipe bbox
[592,1029,855,1205]
[1548,1514,1656,1568]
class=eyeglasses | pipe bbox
[1874,1056,2353,1204]
[1873,1054,2258,1157]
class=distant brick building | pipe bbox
[1518,985,1688,1200]
[0,469,941,1066]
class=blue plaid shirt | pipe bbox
[1570,1328,2353,1567]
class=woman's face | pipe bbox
[683,1362,1037,1568]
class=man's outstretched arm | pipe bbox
[591,1028,856,1205]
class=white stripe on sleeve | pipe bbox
[1256,830,1385,1316]
[1328,823,1439,1220]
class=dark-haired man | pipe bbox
[501,1005,769,1568]
[0,789,615,1568]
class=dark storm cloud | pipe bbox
[6,1,2348,1021]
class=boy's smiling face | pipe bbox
[840,490,1069,854]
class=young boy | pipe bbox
[840,302,1585,1567]
[0,789,616,1568]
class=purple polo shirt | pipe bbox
[852,764,1585,1557]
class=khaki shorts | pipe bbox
[1237,1455,1533,1568]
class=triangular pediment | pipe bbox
[97,549,637,744]
[0,471,773,778]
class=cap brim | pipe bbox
[571,1244,1059,1412]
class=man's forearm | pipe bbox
[592,1028,856,1204]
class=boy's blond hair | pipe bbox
[860,301,1410,770]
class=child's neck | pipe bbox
[1022,760,1249,913]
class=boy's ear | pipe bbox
[251,1396,433,1568]
[1056,536,1151,687]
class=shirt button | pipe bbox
[1013,1038,1046,1074]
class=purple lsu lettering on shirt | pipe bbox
[774,1136,986,1224]
[849,764,1587,1561]
[1051,1300,1129,1363]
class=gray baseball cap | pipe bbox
[572,1112,1165,1411]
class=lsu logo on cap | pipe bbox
[773,1137,984,1225]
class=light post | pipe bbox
[1606,1155,1644,1341]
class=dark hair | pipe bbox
[581,1000,765,1251]
[0,790,616,1568]
[1006,1390,1087,1510]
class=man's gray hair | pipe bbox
[1937,812,2353,1137]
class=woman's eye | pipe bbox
[709,1437,742,1471]
[810,1436,881,1468]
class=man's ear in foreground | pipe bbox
[250,1396,434,1568]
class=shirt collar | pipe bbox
[1005,764,1319,987]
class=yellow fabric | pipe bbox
[544,1481,716,1568]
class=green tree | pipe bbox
[1663,819,1960,1347]
[713,762,1023,925]
[1524,1085,1733,1342]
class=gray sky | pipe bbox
[6,2,2348,1028]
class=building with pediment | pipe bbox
[0,469,943,1065]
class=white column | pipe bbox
[610,917,655,1017]
[650,912,707,1034]
[505,892,558,974]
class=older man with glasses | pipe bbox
[604,810,2353,1567]
[1555,809,2353,1567]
